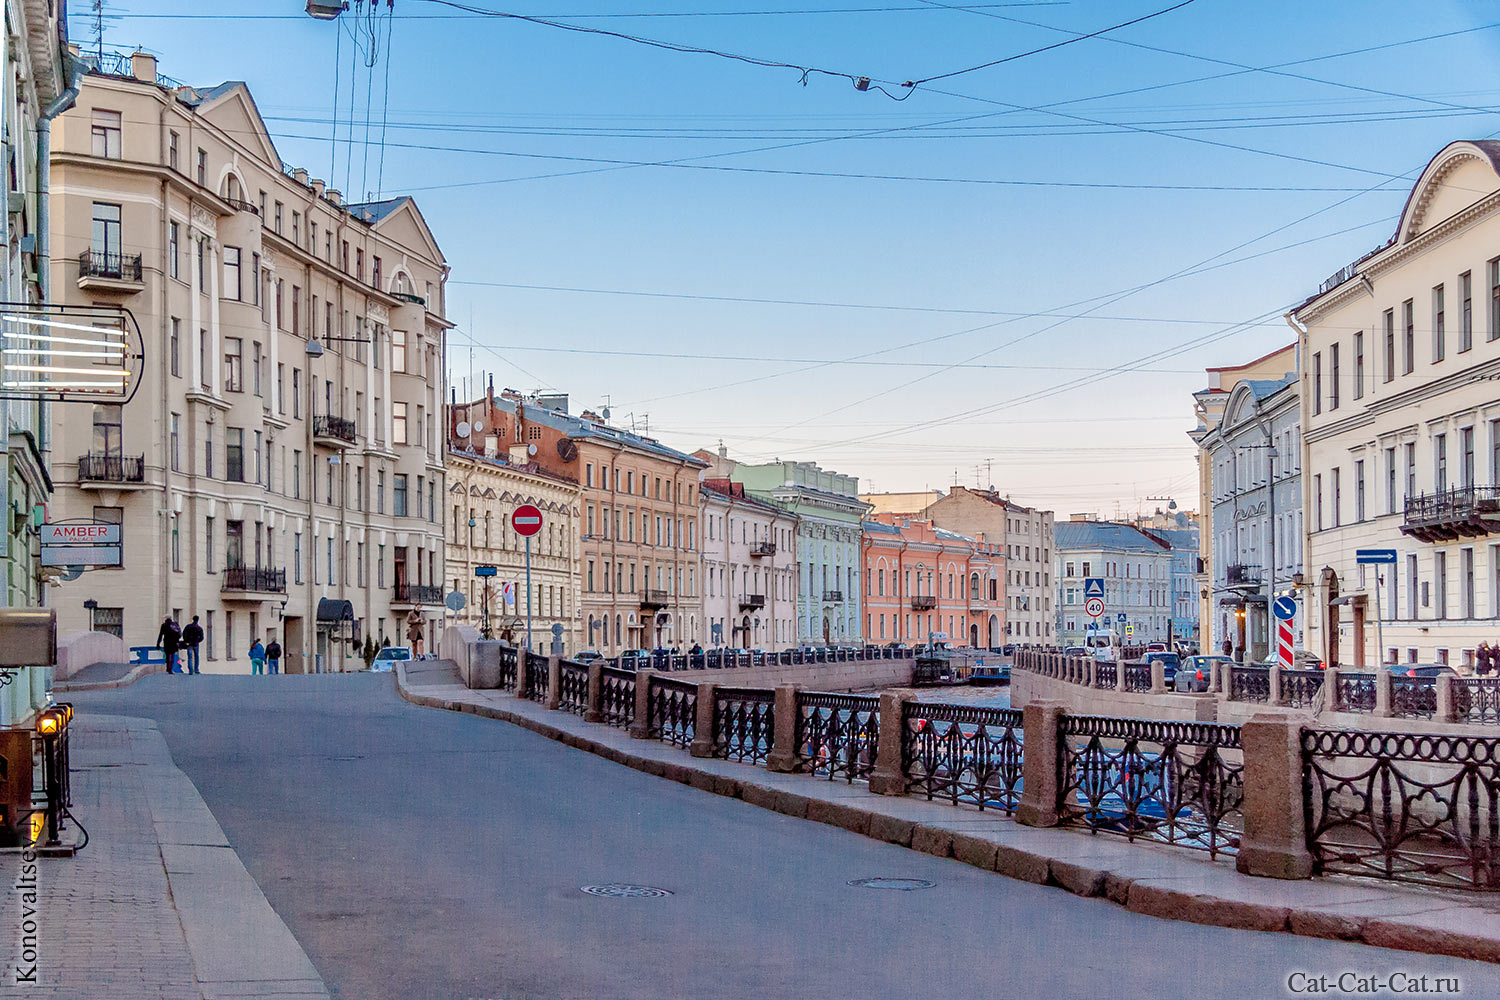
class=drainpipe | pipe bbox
[36,53,84,467]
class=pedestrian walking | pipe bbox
[157,617,182,674]
[248,639,266,676]
[265,638,282,675]
[1478,642,1492,677]
[180,615,204,675]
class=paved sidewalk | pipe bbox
[54,660,163,692]
[0,714,330,999]
[397,662,1500,965]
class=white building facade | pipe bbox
[1055,520,1174,647]
[699,480,798,650]
[1295,139,1500,669]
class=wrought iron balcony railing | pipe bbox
[1402,486,1500,542]
[313,414,357,445]
[394,582,442,605]
[221,565,287,594]
[911,594,937,611]
[78,249,143,281]
[822,590,844,603]
[640,589,669,610]
[1225,563,1261,586]
[750,541,776,557]
[738,594,765,611]
[224,197,259,216]
[77,453,144,483]
[392,291,426,306]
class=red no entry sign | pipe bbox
[512,504,543,537]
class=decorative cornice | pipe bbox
[189,203,217,237]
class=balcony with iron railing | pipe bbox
[750,541,776,558]
[1402,486,1500,542]
[738,594,766,611]
[911,594,937,611]
[822,590,844,603]
[393,582,443,606]
[77,249,144,291]
[224,197,260,216]
[392,291,426,306]
[221,565,287,596]
[313,414,357,446]
[1225,563,1261,587]
[77,453,145,486]
[640,589,669,610]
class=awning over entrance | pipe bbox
[1217,594,1268,607]
[316,598,355,623]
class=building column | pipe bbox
[381,326,393,445]
[189,231,203,389]
[207,240,222,396]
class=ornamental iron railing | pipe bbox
[713,687,774,765]
[902,702,1023,814]
[522,651,548,703]
[313,414,357,444]
[1391,675,1438,719]
[794,692,879,782]
[1302,728,1500,890]
[499,645,518,691]
[558,660,589,715]
[78,249,143,281]
[599,666,635,727]
[646,675,697,749]
[221,565,287,594]
[1229,665,1270,703]
[1335,672,1376,713]
[1457,679,1500,726]
[77,453,144,483]
[1059,716,1244,858]
[393,582,442,606]
[1402,486,1500,542]
[1122,664,1152,693]
[1279,668,1325,709]
[1094,661,1117,689]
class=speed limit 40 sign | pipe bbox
[1084,596,1105,618]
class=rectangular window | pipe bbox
[1462,425,1475,488]
[226,428,244,482]
[1352,331,1364,399]
[294,533,303,584]
[392,329,407,373]
[169,222,180,279]
[1405,442,1416,503]
[223,337,243,392]
[1383,308,1395,382]
[1329,343,1340,410]
[292,450,302,500]
[90,110,122,158]
[222,246,241,300]
[393,402,408,445]
[1436,433,1448,493]
[1433,284,1446,362]
[252,343,262,397]
[1314,474,1323,532]
[394,474,408,517]
[1491,258,1500,341]
[1463,547,1476,619]
[1461,271,1473,352]
[204,421,214,478]
[1312,352,1322,415]
[170,318,181,377]
[1402,298,1414,374]
[1355,459,1365,521]
[170,413,180,472]
[168,130,179,171]
[90,201,121,264]
[274,202,284,233]
[196,148,207,187]
[205,516,215,572]
[292,369,301,419]
[1436,551,1449,619]
[1385,446,1396,513]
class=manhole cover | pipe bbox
[848,877,935,891]
[580,883,673,899]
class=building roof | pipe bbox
[862,519,904,537]
[1240,375,1297,399]
[702,479,797,519]
[490,394,706,467]
[345,196,410,225]
[1055,521,1171,553]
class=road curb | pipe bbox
[54,660,163,692]
[393,665,1500,965]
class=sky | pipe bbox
[74,0,1500,517]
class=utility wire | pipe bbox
[331,22,341,184]
[903,0,1197,88]
[377,2,396,198]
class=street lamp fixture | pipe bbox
[36,709,61,735]
[306,334,370,358]
[306,2,348,19]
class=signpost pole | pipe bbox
[1374,572,1384,668]
[525,534,533,655]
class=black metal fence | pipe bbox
[499,646,518,691]
[1229,665,1270,703]
[609,645,905,672]
[1391,675,1438,719]
[599,666,635,727]
[713,687,774,765]
[522,651,548,703]
[1122,664,1152,693]
[558,660,589,715]
[794,693,879,782]
[1093,662,1117,689]
[1059,717,1244,858]
[1334,672,1376,713]
[646,676,697,749]
[903,702,1023,814]
[1278,668,1325,709]
[1457,679,1500,726]
[1303,729,1500,890]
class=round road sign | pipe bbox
[1273,595,1297,621]
[512,504,543,537]
[1084,597,1105,618]
[445,590,466,612]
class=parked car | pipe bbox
[370,646,411,672]
[885,641,910,652]
[1139,651,1181,686]
[1063,646,1086,657]
[1145,642,1168,654]
[1174,654,1233,692]
[617,649,653,666]
[1386,663,1456,679]
[573,650,604,663]
[1001,643,1017,656]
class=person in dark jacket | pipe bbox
[1478,642,1493,677]
[265,638,282,674]
[180,616,204,675]
[157,617,182,674]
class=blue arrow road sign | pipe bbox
[1273,596,1297,621]
[1083,578,1104,599]
[1355,548,1397,565]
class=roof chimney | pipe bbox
[325,188,342,206]
[130,50,158,83]
[293,168,309,186]
[311,178,326,197]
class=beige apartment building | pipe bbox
[700,478,799,650]
[445,448,581,651]
[45,53,451,671]
[451,391,705,654]
[1293,139,1500,669]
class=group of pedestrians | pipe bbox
[155,615,282,675]
[1478,643,1498,676]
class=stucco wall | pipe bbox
[55,630,129,681]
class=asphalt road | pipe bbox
[75,674,1498,1000]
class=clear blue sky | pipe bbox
[78,1,1500,515]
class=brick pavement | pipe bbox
[0,715,328,999]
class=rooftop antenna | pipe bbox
[90,1,122,63]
